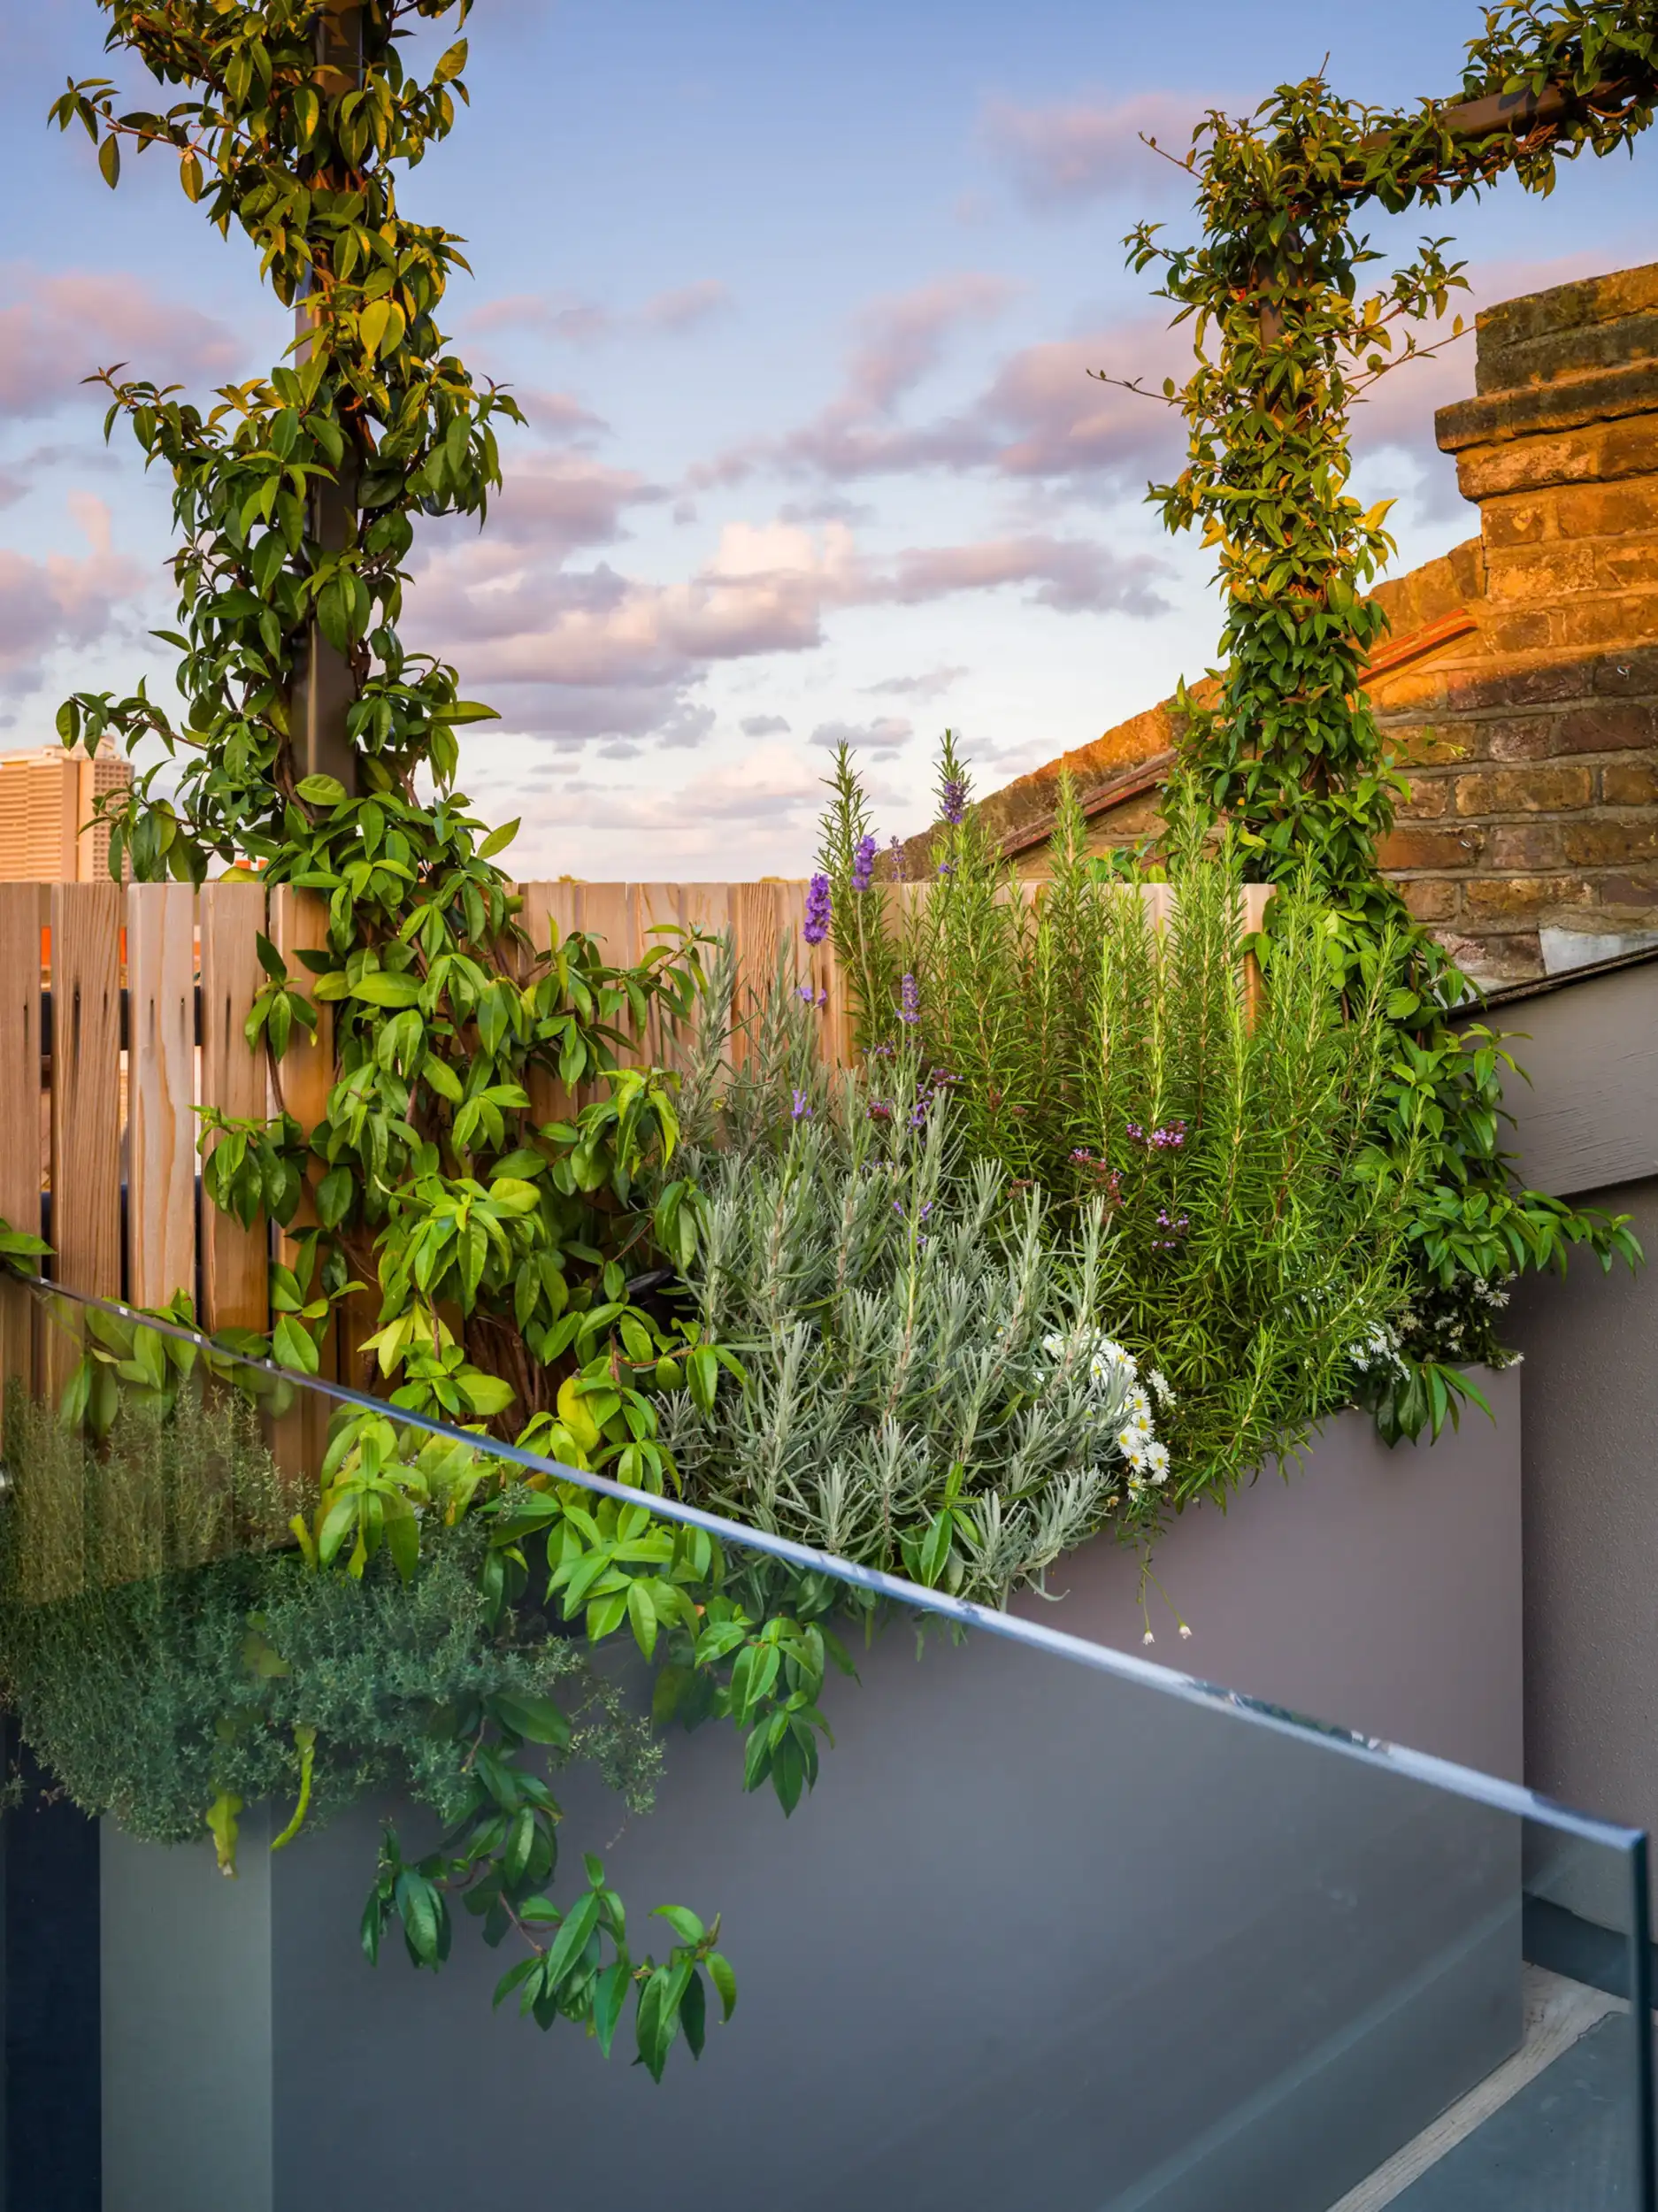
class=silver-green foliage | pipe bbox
[664,963,1145,1605]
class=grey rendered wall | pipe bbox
[100,1807,272,2212]
[1483,956,1658,1900]
[264,1643,1517,2212]
[1011,1376,1523,1782]
[99,1407,1525,2212]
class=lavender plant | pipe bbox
[664,956,1155,1601]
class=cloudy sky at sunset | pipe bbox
[2,0,1654,875]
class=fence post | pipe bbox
[0,885,43,1418]
[198,880,270,1333]
[127,882,198,1312]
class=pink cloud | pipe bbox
[468,280,734,345]
[810,715,914,753]
[0,500,149,695]
[0,265,240,419]
[641,280,733,333]
[887,533,1169,614]
[984,91,1214,208]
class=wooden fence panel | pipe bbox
[127,881,197,1311]
[198,881,269,1332]
[0,884,43,1409]
[47,882,123,1390]
[10,872,1274,1414]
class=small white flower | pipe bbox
[1148,1369,1175,1409]
[1094,1333,1136,1379]
[1125,1385,1153,1426]
[1178,1624,1192,1640]
[1142,1440,1171,1484]
[1118,1430,1148,1467]
[1142,1628,1155,1645]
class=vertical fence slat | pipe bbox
[518,881,585,1125]
[48,882,123,1391]
[633,881,689,1068]
[0,884,43,1409]
[199,880,269,1333]
[127,882,198,1311]
[726,882,787,1068]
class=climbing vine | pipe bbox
[34,0,826,2068]
[1114,0,1655,1404]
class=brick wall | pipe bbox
[1378,259,1658,984]
[962,258,1658,990]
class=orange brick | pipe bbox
[1593,649,1658,696]
[1601,760,1658,806]
[1454,765,1593,815]
[1596,542,1658,592]
[1489,823,1566,868]
[1552,593,1658,651]
[1396,878,1459,922]
[1554,479,1658,539]
[1480,715,1561,762]
[1398,776,1452,819]
[1562,820,1658,866]
[1480,495,1557,549]
[1485,609,1554,653]
[1462,874,1593,921]
[1485,544,1597,599]
[1377,826,1484,870]
[1557,701,1658,751]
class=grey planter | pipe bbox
[103,1382,1523,2212]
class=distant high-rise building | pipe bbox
[0,746,133,882]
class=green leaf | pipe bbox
[349,972,423,1008]
[489,1692,572,1748]
[652,1904,705,1947]
[706,1949,737,2022]
[431,701,500,725]
[543,1886,600,1993]
[296,774,348,807]
[98,134,119,189]
[477,818,519,861]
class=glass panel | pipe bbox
[1,1280,1651,2212]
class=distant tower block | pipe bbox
[0,746,133,882]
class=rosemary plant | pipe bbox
[809,742,1426,1489]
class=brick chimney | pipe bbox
[1372,261,1658,985]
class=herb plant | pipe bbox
[810,752,1426,1487]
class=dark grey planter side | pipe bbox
[102,1390,1524,2212]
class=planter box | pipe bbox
[101,1380,1522,2212]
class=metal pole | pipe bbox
[291,0,362,795]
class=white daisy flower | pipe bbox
[1142,1440,1171,1484]
[1148,1369,1175,1409]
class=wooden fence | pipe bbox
[0,877,1269,1405]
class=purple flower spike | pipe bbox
[899,973,920,1026]
[791,1088,812,1122]
[803,872,833,945]
[852,834,877,892]
[940,775,968,826]
[888,834,905,882]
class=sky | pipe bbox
[1,0,1654,878]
